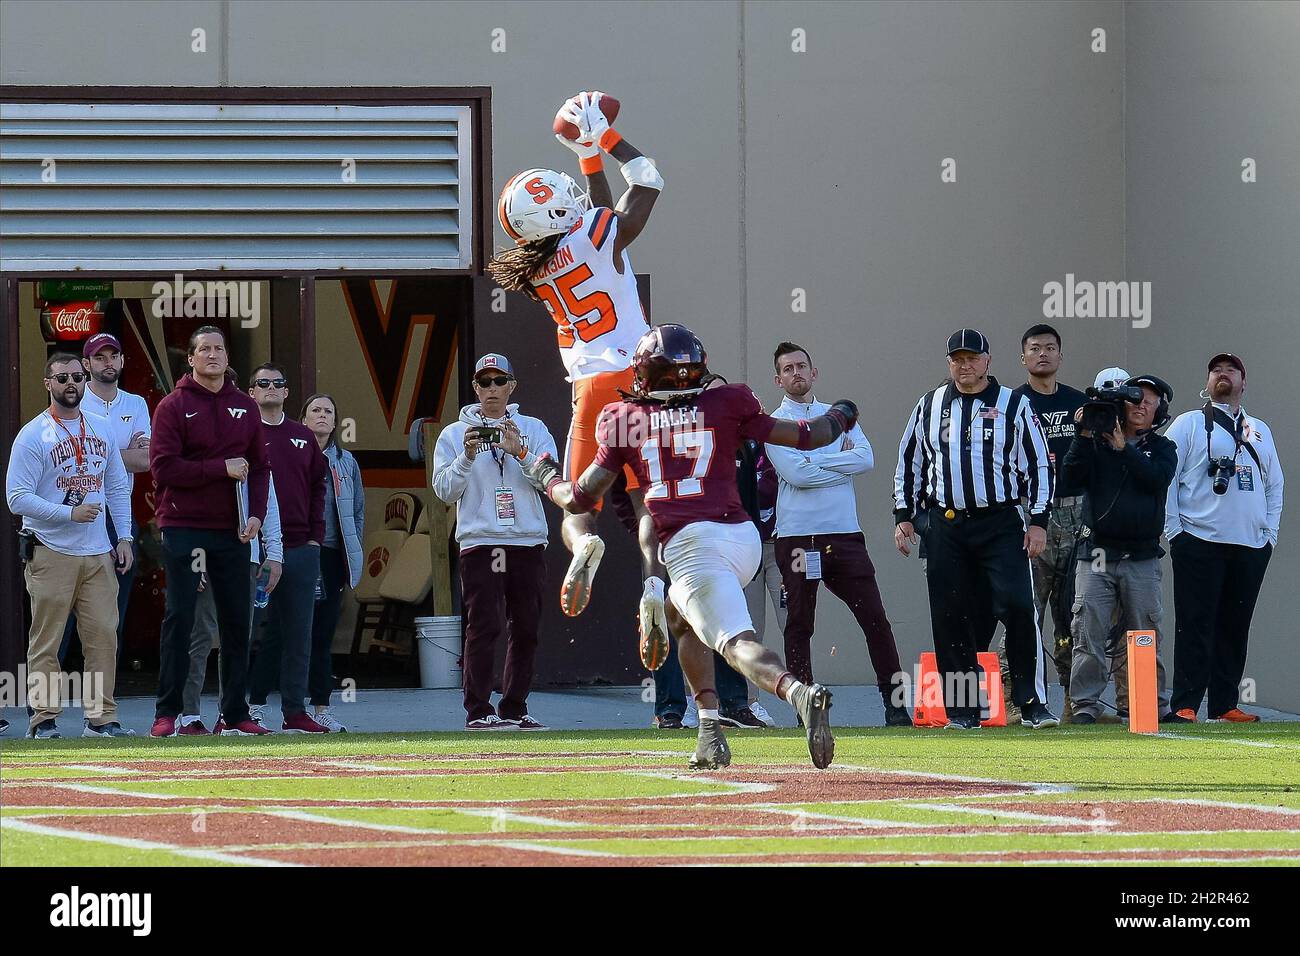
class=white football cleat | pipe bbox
[638,576,669,670]
[560,533,605,617]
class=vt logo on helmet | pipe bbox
[498,168,590,243]
[632,324,711,401]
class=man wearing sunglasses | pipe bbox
[433,354,558,730]
[245,362,330,733]
[6,353,134,738]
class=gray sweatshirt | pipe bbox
[6,408,131,556]
[432,403,558,550]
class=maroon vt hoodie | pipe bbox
[150,374,270,531]
[261,415,327,548]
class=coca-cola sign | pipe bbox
[40,301,106,341]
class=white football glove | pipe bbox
[575,90,613,147]
[554,97,599,162]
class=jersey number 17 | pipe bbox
[641,429,716,500]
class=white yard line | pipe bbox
[0,817,300,867]
[265,809,445,834]
[906,802,1118,827]
[1140,797,1300,816]
[830,763,1074,795]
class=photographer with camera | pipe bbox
[1061,372,1183,724]
[1165,353,1283,722]
[433,354,558,730]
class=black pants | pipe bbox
[460,544,545,721]
[923,507,1047,718]
[156,528,252,724]
[309,545,347,706]
[1169,533,1272,717]
[249,544,320,717]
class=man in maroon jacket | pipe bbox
[246,362,330,733]
[149,326,271,737]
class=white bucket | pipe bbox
[416,615,463,689]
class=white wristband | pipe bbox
[620,156,663,191]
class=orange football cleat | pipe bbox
[1174,708,1198,722]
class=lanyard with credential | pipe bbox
[48,413,88,472]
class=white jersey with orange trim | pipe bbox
[528,206,649,382]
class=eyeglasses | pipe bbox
[47,372,87,384]
[476,375,512,388]
[252,378,288,389]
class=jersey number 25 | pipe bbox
[641,429,716,500]
[537,264,618,348]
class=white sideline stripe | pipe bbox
[0,817,300,867]
[1156,732,1295,750]
[265,809,443,835]
[908,802,1118,827]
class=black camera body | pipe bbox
[472,425,503,444]
[1208,456,1236,495]
[1081,384,1143,436]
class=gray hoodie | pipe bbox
[432,403,558,550]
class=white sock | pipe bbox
[698,708,720,721]
[643,576,665,600]
[180,714,200,727]
[781,679,806,702]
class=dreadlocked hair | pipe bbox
[485,234,565,300]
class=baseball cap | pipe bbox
[83,332,123,358]
[1126,374,1173,402]
[474,353,515,379]
[1208,352,1245,376]
[1093,366,1130,389]
[946,329,990,356]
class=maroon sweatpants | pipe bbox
[459,544,546,721]
[774,532,903,695]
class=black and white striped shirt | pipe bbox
[894,376,1054,526]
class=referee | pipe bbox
[893,330,1058,729]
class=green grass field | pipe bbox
[3,723,1298,866]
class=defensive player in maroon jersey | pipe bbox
[524,325,860,769]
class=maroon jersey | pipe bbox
[594,383,779,544]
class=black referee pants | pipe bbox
[923,507,1047,719]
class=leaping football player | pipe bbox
[488,91,672,672]
[523,324,860,770]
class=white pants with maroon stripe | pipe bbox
[664,520,762,653]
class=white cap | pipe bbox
[1093,366,1131,389]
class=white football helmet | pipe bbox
[497,167,590,244]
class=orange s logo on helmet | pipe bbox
[525,177,554,205]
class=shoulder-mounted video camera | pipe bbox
[1081,384,1143,436]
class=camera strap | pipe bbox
[1202,403,1261,470]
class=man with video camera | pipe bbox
[1164,353,1283,722]
[1060,371,1186,724]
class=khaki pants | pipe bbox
[25,546,120,731]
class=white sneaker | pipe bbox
[638,577,669,671]
[313,708,347,733]
[249,704,266,727]
[683,697,699,729]
[748,701,776,727]
[560,533,605,617]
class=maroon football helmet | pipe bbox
[631,324,710,400]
